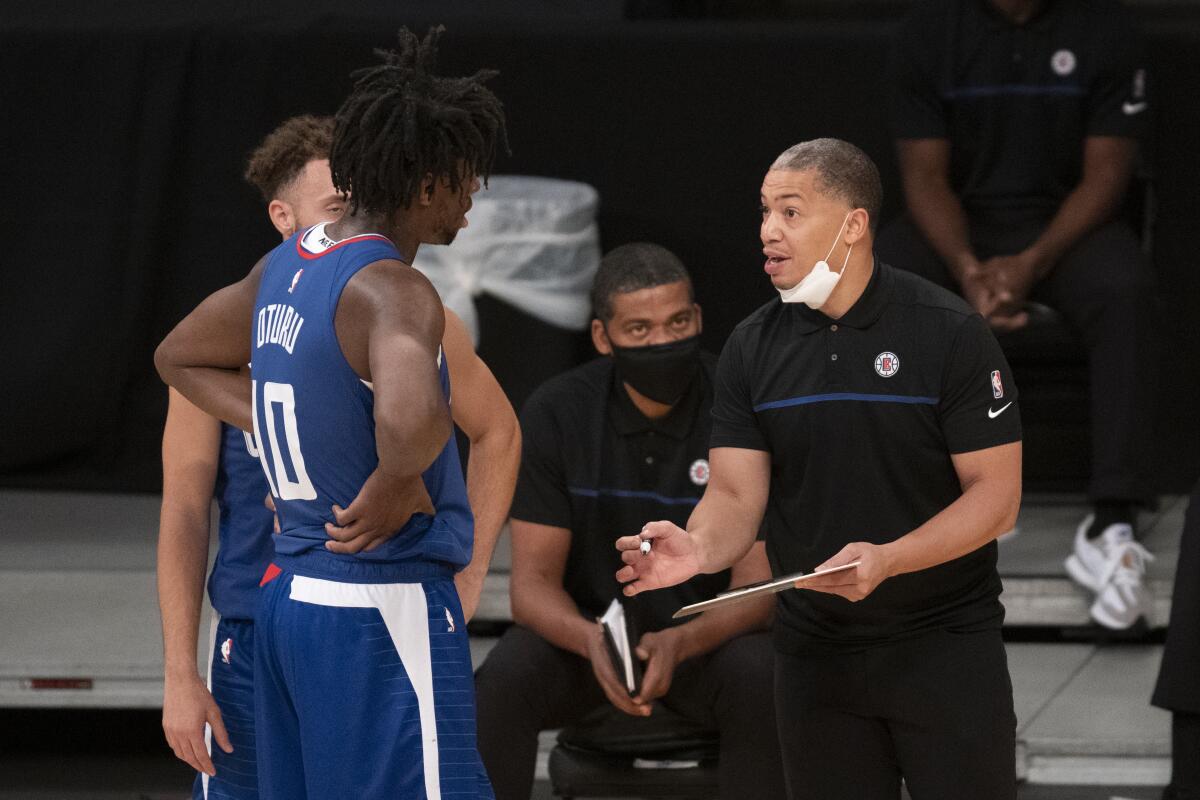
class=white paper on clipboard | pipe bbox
[672,561,862,619]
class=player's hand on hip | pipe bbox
[633,627,684,706]
[615,521,703,597]
[325,468,435,554]
[454,569,484,623]
[162,672,232,777]
[584,623,650,717]
[264,492,280,533]
[800,542,894,602]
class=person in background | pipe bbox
[474,243,784,800]
[878,0,1156,629]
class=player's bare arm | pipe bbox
[322,258,452,553]
[157,389,232,776]
[512,518,648,717]
[441,308,520,621]
[154,258,266,431]
[804,441,1022,602]
[616,446,770,596]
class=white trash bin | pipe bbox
[412,175,601,345]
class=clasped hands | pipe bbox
[959,249,1044,332]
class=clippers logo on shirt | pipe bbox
[1051,49,1077,76]
[874,352,900,378]
[689,459,710,486]
[991,370,1004,399]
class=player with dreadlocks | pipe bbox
[156,27,507,798]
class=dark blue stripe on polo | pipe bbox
[753,392,939,412]
[943,84,1084,100]
[568,487,700,506]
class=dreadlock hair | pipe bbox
[243,115,335,202]
[330,26,508,216]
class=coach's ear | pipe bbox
[269,199,297,238]
[592,318,613,356]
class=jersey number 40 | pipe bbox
[252,380,318,501]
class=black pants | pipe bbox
[774,628,1017,800]
[1154,481,1200,714]
[876,214,1156,502]
[474,624,785,800]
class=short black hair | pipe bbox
[590,243,694,322]
[244,115,335,202]
[771,138,883,232]
[330,26,508,216]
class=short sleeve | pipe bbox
[509,389,572,528]
[888,8,948,140]
[1086,11,1148,138]
[709,333,769,452]
[938,314,1022,454]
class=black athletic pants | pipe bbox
[774,627,1017,800]
[1153,482,1200,799]
[474,624,786,800]
[876,214,1156,503]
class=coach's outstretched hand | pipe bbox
[615,520,703,597]
[325,467,435,554]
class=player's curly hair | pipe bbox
[330,26,508,215]
[243,115,335,202]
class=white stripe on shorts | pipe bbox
[289,575,441,800]
[202,611,219,799]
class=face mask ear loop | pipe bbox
[823,213,852,265]
[839,242,854,276]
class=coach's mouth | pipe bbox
[763,251,790,275]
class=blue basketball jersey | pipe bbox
[250,223,473,577]
[208,423,275,620]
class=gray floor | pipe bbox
[0,490,1188,796]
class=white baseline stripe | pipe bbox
[289,576,441,800]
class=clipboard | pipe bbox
[672,561,861,619]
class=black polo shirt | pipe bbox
[512,354,731,635]
[890,0,1147,217]
[711,261,1021,653]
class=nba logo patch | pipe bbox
[874,352,900,378]
[288,269,304,294]
[220,638,233,664]
[991,370,1004,399]
[444,607,456,633]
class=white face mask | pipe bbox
[778,213,853,309]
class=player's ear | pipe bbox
[419,173,436,207]
[269,199,295,238]
[693,303,703,335]
[592,318,613,356]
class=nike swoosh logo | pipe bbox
[1122,101,1148,115]
[988,402,1013,419]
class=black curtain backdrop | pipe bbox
[2,9,1197,493]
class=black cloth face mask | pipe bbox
[608,333,701,405]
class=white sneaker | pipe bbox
[1090,539,1155,630]
[1064,515,1132,592]
[1063,514,1154,629]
